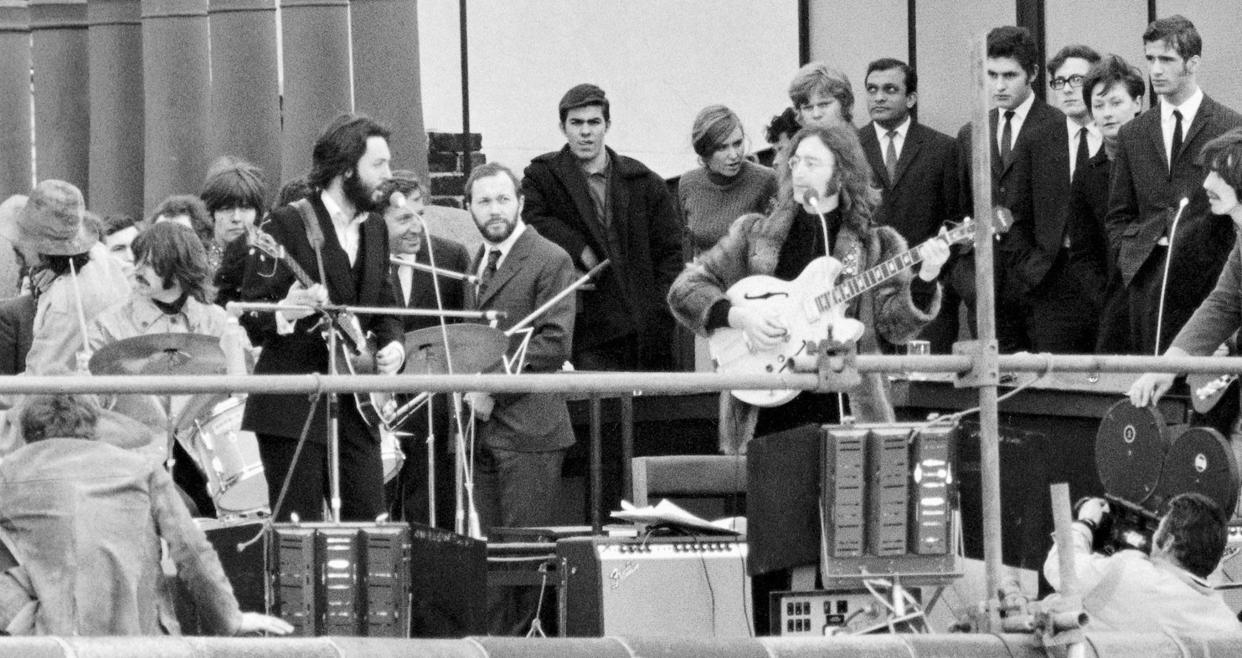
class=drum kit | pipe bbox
[87,322,511,520]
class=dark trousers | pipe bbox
[474,444,566,636]
[1003,254,1099,353]
[473,445,566,536]
[256,400,384,522]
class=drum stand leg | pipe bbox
[426,395,437,527]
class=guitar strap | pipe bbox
[292,198,330,289]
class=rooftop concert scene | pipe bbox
[3,1,1242,655]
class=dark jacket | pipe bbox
[860,121,961,246]
[521,145,683,368]
[390,235,471,333]
[465,226,577,452]
[239,194,403,441]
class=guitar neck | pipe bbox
[815,240,932,311]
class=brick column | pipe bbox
[88,0,143,219]
[279,0,351,182]
[426,131,482,209]
[0,0,32,198]
[141,0,210,210]
[30,0,89,192]
[208,0,280,197]
[350,0,428,181]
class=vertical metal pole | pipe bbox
[620,394,634,505]
[589,395,602,533]
[326,322,341,523]
[458,0,472,177]
[968,33,1005,627]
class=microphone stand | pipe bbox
[1154,198,1190,356]
[805,192,853,424]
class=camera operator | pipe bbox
[1043,493,1239,633]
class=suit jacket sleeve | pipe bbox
[521,163,590,269]
[1105,129,1139,254]
[1002,134,1039,290]
[1170,237,1242,355]
[518,246,577,375]
[643,173,686,296]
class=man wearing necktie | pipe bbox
[859,58,960,353]
[1002,44,1104,353]
[1106,15,1242,355]
[376,174,469,526]
[462,162,576,635]
[953,26,1065,352]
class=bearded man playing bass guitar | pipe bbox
[669,124,950,454]
[237,113,404,521]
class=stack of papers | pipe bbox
[612,499,743,536]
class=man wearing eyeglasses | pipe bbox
[953,26,1066,353]
[1002,44,1104,353]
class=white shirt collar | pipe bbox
[1161,86,1204,127]
[873,116,911,142]
[1006,92,1036,123]
[320,190,366,227]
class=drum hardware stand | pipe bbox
[226,301,501,527]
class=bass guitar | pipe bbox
[248,230,390,429]
[709,210,1012,407]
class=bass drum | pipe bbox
[189,398,270,517]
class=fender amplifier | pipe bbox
[557,535,752,637]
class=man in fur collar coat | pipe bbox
[669,125,949,453]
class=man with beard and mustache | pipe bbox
[236,113,404,522]
[464,162,575,537]
[463,162,576,634]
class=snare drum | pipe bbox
[190,398,270,516]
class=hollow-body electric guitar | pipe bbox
[709,211,1011,407]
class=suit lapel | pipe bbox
[1177,95,1214,166]
[312,198,358,303]
[860,126,889,187]
[476,233,530,309]
[891,124,924,187]
[553,149,610,253]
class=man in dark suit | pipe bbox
[462,162,576,537]
[1106,15,1242,355]
[1004,45,1102,352]
[521,83,682,371]
[375,173,471,526]
[238,113,404,522]
[860,58,960,352]
[954,26,1066,352]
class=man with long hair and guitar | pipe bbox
[668,124,951,454]
[237,113,404,522]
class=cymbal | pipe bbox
[403,324,508,375]
[89,333,226,377]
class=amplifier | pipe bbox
[557,535,752,638]
[770,588,923,636]
[270,522,412,637]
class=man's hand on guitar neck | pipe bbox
[728,305,788,351]
[917,227,952,282]
[375,341,404,375]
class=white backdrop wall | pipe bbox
[417,1,800,179]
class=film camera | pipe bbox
[1092,401,1241,555]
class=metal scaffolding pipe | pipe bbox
[0,353,1237,396]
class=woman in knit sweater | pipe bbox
[678,105,779,254]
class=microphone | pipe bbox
[1154,197,1191,356]
[800,188,831,258]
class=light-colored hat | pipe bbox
[17,180,97,256]
[0,194,27,246]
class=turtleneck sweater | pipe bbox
[678,160,778,253]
